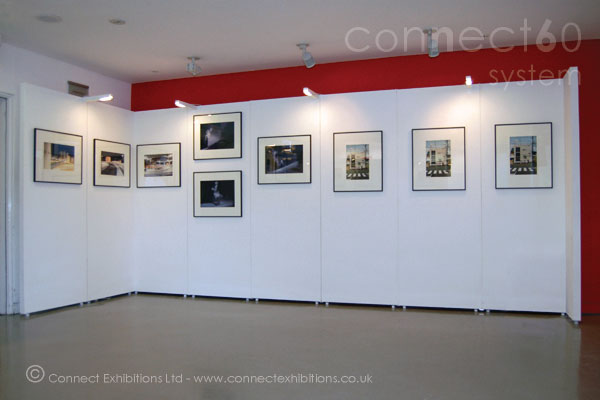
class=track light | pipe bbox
[174,100,200,109]
[465,76,473,86]
[303,87,319,98]
[424,28,439,58]
[297,43,316,69]
[186,56,201,76]
[83,94,113,102]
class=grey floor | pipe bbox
[0,295,599,400]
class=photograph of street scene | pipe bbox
[100,151,125,176]
[200,180,235,207]
[510,136,537,175]
[43,142,75,171]
[346,144,369,180]
[426,140,451,177]
[200,122,235,150]
[144,153,173,177]
[265,144,303,174]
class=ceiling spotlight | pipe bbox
[186,57,201,76]
[82,94,113,102]
[109,18,126,25]
[36,14,62,23]
[303,87,319,98]
[424,28,439,58]
[174,100,200,109]
[465,76,473,86]
[297,43,316,69]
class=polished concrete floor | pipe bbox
[0,294,599,400]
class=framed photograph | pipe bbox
[136,142,181,188]
[34,128,83,184]
[333,130,383,192]
[193,112,242,160]
[412,127,466,191]
[93,139,130,187]
[193,171,242,217]
[257,135,311,184]
[495,122,552,189]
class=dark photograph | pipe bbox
[265,145,303,174]
[510,136,537,175]
[100,151,125,176]
[200,122,235,150]
[200,180,235,207]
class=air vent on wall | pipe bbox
[68,81,89,97]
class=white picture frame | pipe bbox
[257,135,311,184]
[495,122,552,189]
[333,130,383,192]
[193,171,242,217]
[412,127,466,191]
[93,139,130,188]
[136,142,181,188]
[193,112,242,160]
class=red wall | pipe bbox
[132,40,600,313]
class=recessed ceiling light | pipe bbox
[109,18,126,25]
[36,14,62,23]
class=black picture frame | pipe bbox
[193,170,242,217]
[33,128,83,185]
[193,112,242,160]
[93,139,131,188]
[333,130,383,192]
[411,127,466,191]
[257,134,312,184]
[136,142,182,188]
[494,122,553,189]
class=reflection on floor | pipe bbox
[1,294,598,400]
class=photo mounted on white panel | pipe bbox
[193,112,242,160]
[257,135,311,184]
[194,171,242,217]
[412,127,465,191]
[34,128,83,185]
[495,122,552,189]
[93,139,130,187]
[334,131,383,192]
[137,142,181,188]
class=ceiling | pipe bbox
[1,0,599,83]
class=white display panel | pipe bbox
[20,84,88,313]
[397,86,482,309]
[481,81,566,312]
[321,91,398,305]
[250,97,321,301]
[87,102,135,300]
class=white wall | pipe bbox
[19,79,577,315]
[1,43,130,109]
[20,84,134,314]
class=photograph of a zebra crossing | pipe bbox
[509,136,537,175]
[346,144,369,180]
[426,140,451,177]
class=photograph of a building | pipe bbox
[100,151,125,176]
[43,142,74,171]
[265,145,303,174]
[426,140,451,177]
[510,136,537,175]
[143,153,173,177]
[346,144,369,180]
